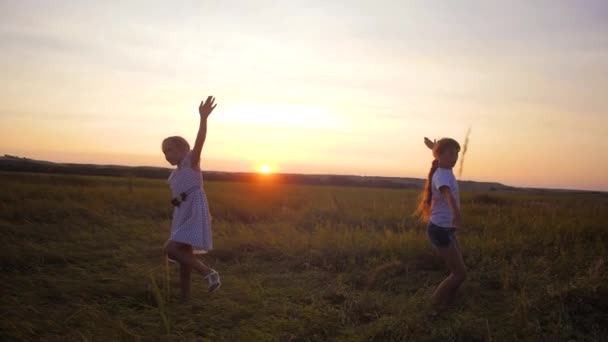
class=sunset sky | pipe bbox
[1,1,607,191]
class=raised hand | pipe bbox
[199,96,217,119]
[191,96,217,167]
[424,137,436,150]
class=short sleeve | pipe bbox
[433,169,453,191]
[186,150,202,170]
[178,150,197,169]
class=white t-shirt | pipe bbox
[430,167,460,228]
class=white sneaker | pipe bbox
[205,269,221,292]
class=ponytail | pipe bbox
[416,159,439,222]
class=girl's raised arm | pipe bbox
[191,96,217,168]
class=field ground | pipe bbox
[1,172,607,341]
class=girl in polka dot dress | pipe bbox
[162,96,221,299]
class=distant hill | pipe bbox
[0,154,515,191]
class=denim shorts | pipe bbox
[427,222,457,248]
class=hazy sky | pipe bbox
[1,0,607,190]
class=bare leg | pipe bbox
[446,238,466,301]
[431,240,466,307]
[164,240,212,276]
[179,262,192,301]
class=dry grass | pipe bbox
[1,171,607,341]
[458,126,471,178]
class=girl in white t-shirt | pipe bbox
[417,137,465,309]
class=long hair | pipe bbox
[416,138,461,222]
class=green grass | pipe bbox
[1,171,607,341]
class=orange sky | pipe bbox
[1,1,607,191]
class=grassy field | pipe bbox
[1,171,607,341]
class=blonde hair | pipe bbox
[162,136,190,151]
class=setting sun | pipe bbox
[259,164,272,174]
[0,0,606,192]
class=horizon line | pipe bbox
[3,153,607,193]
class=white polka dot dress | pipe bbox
[167,150,212,253]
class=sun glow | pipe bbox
[259,164,272,174]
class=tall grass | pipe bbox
[458,126,471,178]
[1,171,607,340]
